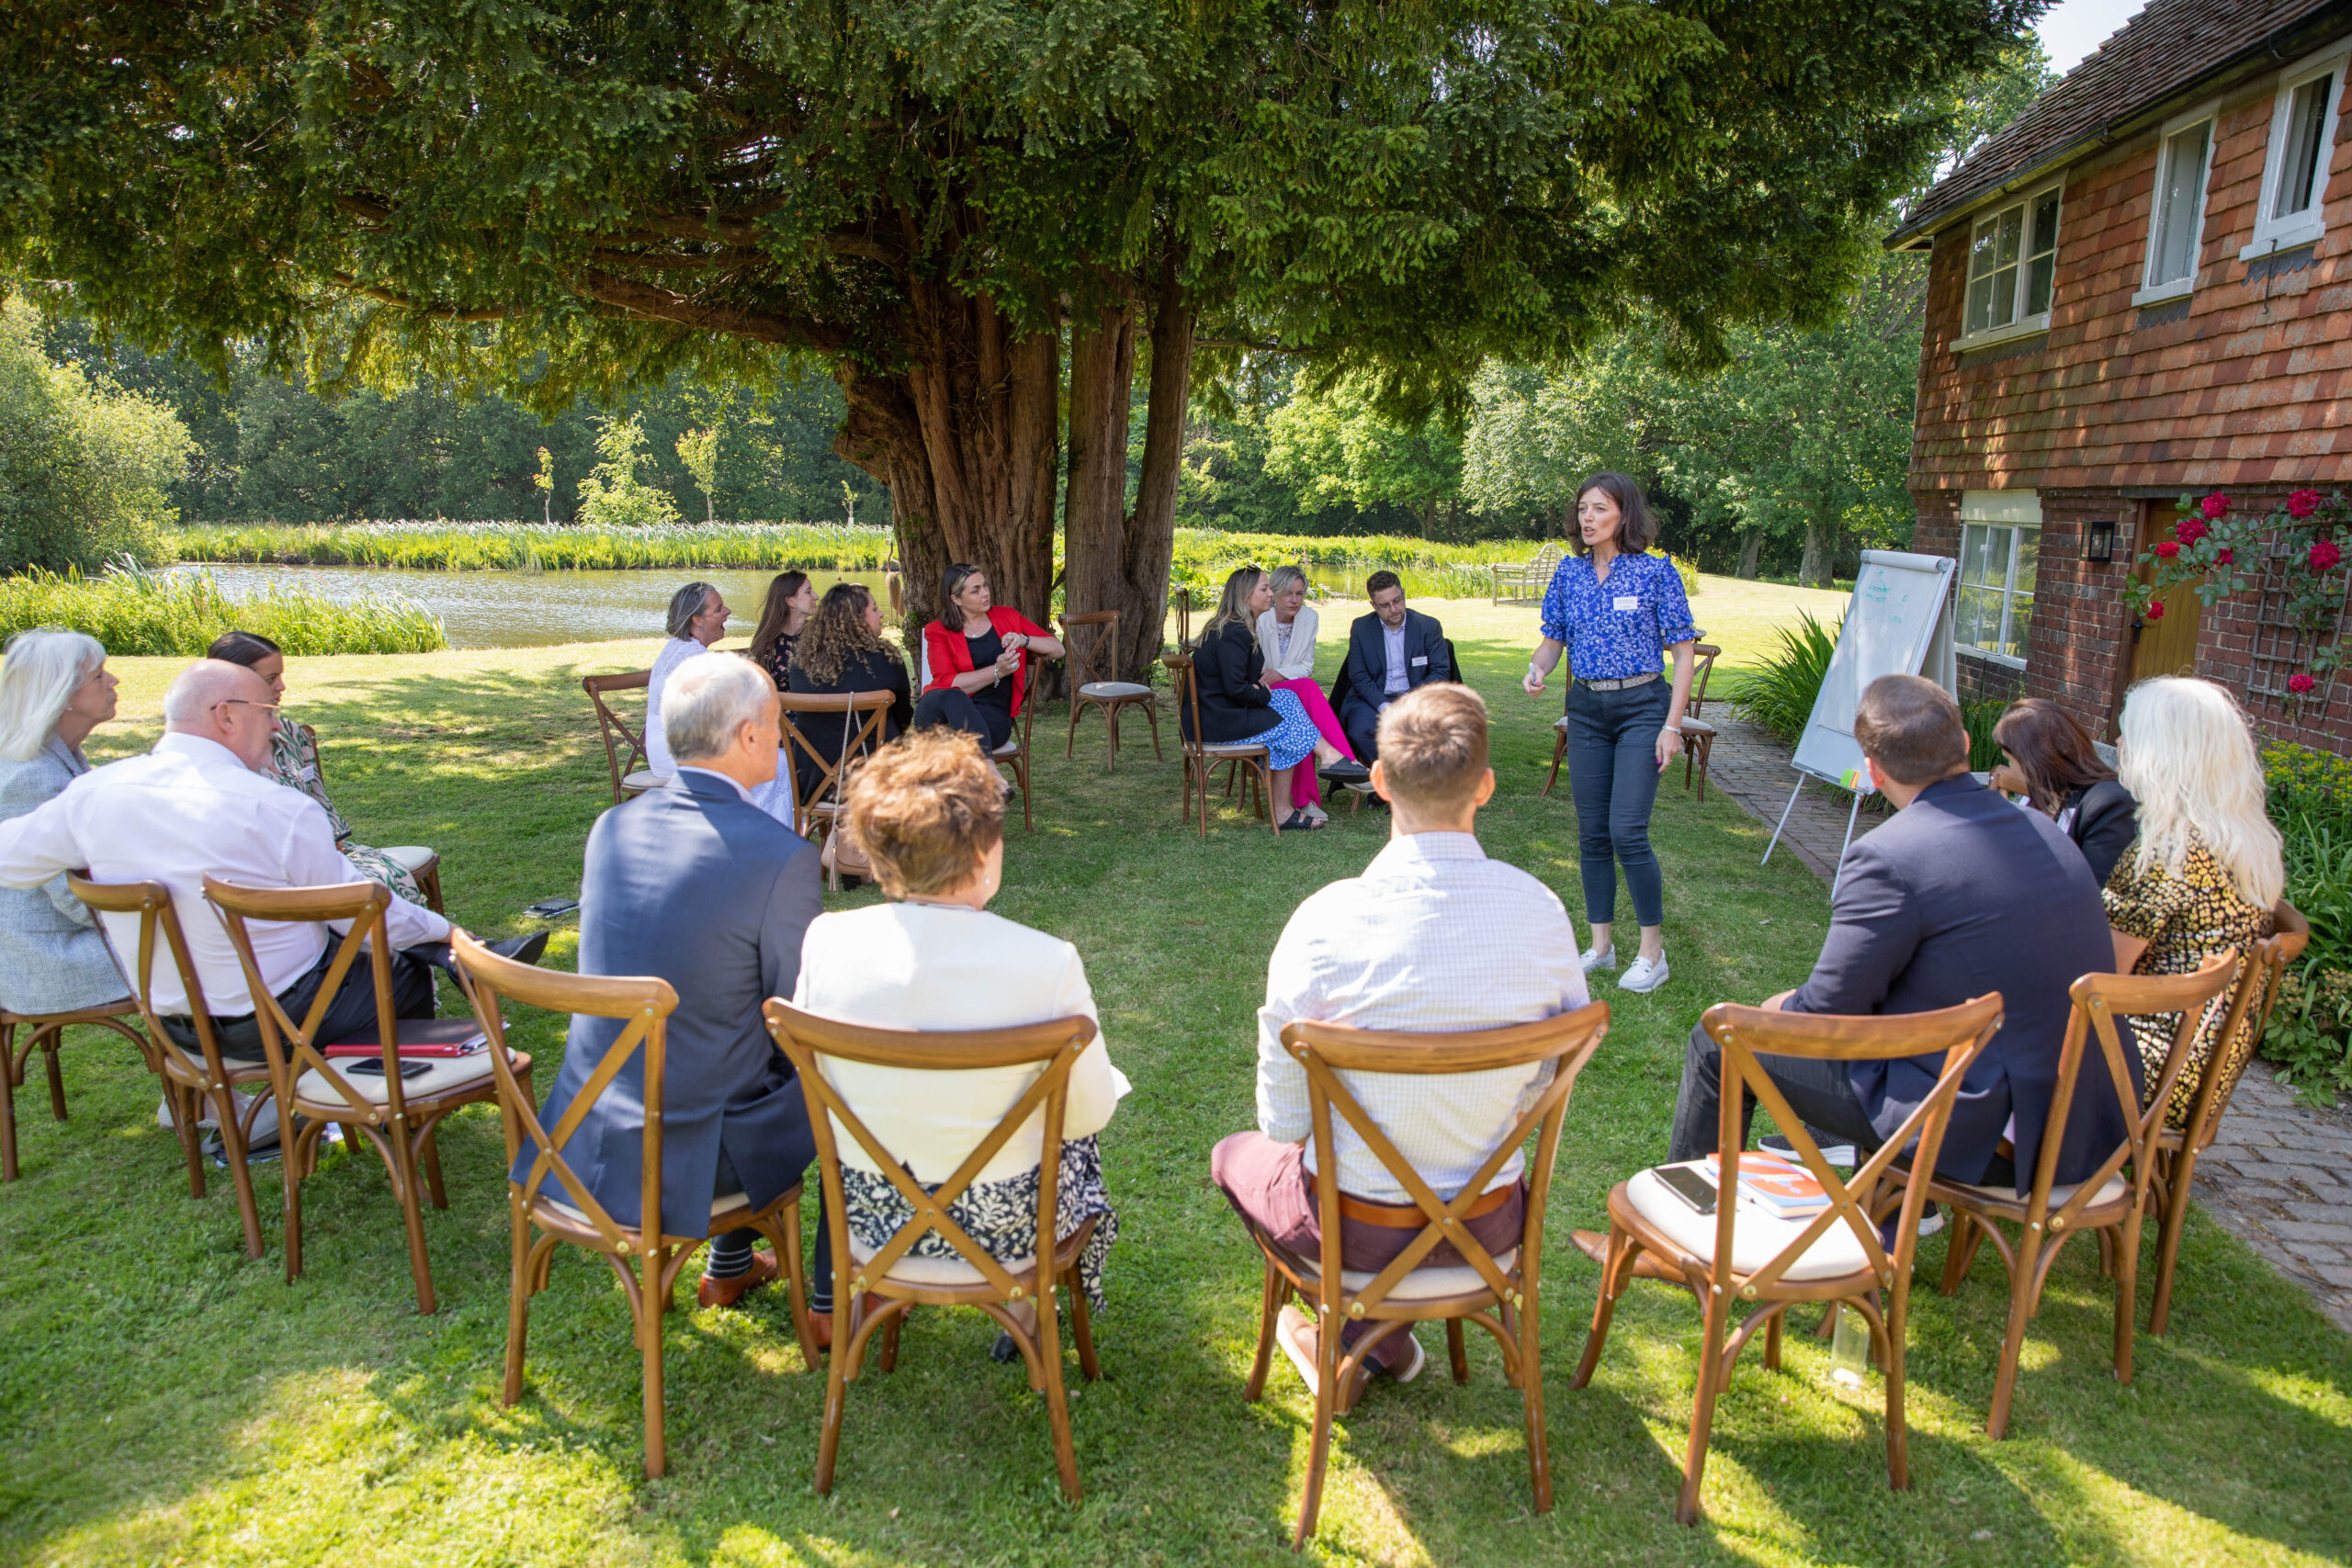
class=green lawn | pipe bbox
[1,594,2346,1566]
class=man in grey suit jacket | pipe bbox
[1340,571,1451,761]
[1668,675,2127,1195]
[515,655,826,1309]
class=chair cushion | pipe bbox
[1554,715,1570,732]
[1625,1165,1871,1282]
[622,769,662,792]
[1080,681,1153,700]
[992,739,1023,759]
[1201,740,1268,756]
[294,1052,498,1107]
[1954,1172,2129,1211]
[381,845,437,872]
[544,1190,750,1229]
[848,1235,1035,1287]
[1678,719,1716,737]
[1283,1247,1519,1303]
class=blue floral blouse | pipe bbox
[1539,551,1702,681]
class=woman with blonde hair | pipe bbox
[2105,676,2283,1125]
[1252,564,1361,822]
[0,629,129,1014]
[795,727,1126,1354]
[1185,567,1362,831]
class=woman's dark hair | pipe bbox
[942,562,983,610]
[207,630,282,668]
[1571,471,1658,556]
[748,571,810,665]
[794,583,899,686]
[1994,697,2116,815]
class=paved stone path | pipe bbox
[1702,711,2352,1335]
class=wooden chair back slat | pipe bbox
[1059,611,1119,689]
[777,688,895,838]
[67,876,235,1087]
[204,877,406,1123]
[582,671,653,804]
[1687,644,1722,718]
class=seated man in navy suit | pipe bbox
[516,654,829,1313]
[1668,674,2129,1195]
[1340,571,1451,762]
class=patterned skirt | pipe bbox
[1259,688,1322,773]
[840,1134,1119,1311]
[339,841,426,908]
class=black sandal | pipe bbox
[1280,810,1327,831]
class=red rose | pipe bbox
[2154,540,2180,558]
[2290,672,2318,694]
[2145,602,2165,620]
[2201,492,2231,519]
[2289,489,2324,520]
[2177,518,2209,546]
[2311,539,2342,571]
[2215,548,2234,564]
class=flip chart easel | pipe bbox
[1760,550,1958,895]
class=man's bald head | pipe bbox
[163,660,277,771]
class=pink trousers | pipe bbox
[1269,678,1355,809]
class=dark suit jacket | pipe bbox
[1184,620,1281,743]
[1340,608,1450,726]
[2060,778,2138,889]
[512,771,824,1235]
[1785,774,2131,1194]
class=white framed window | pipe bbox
[2242,42,2346,259]
[1960,184,2062,346]
[2133,101,2217,305]
[1954,491,2041,668]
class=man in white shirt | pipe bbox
[1212,683,1588,1393]
[643,580,729,779]
[0,660,459,1068]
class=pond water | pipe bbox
[170,560,1480,649]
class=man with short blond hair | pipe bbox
[1211,682,1586,1394]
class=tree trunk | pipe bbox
[1063,250,1196,682]
[1797,516,1829,589]
[832,282,1061,654]
[1737,526,1762,580]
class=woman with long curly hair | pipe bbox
[786,582,911,800]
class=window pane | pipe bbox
[2026,252,2055,317]
[1956,585,1996,651]
[2278,73,2335,218]
[1959,524,1989,586]
[2150,121,2211,286]
[1992,265,2020,326]
[1996,208,2023,269]
[2013,526,2040,596]
[1966,270,1996,334]
[2025,191,2061,316]
[1979,525,2012,589]
[2004,591,2034,661]
[2029,190,2062,258]
[1968,213,2001,281]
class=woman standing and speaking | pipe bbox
[1522,473,1699,994]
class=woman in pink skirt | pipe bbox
[1253,565,1365,821]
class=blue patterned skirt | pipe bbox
[1260,688,1321,772]
[840,1134,1120,1311]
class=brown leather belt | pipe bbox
[1310,1176,1520,1229]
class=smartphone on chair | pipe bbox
[1656,1163,1718,1214]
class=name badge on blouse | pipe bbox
[1411,655,1427,667]
[1612,594,1640,613]
[296,765,318,783]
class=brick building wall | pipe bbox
[1902,27,2352,750]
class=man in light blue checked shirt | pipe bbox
[1211,683,1589,1393]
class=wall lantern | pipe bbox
[2085,516,2117,563]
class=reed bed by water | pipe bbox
[0,562,448,656]
[173,521,899,572]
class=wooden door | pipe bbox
[2131,502,2204,681]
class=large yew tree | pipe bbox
[0,1,2031,658]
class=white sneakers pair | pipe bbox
[1580,943,1669,994]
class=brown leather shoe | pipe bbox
[806,1298,865,1355]
[696,1248,779,1309]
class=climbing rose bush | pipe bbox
[2124,487,2352,705]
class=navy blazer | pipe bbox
[1785,774,2131,1194]
[513,770,824,1235]
[1340,608,1450,720]
[1184,620,1282,743]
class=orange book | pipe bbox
[321,1019,488,1058]
[1705,1153,1831,1218]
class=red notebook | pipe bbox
[321,1018,489,1059]
[1705,1153,1832,1219]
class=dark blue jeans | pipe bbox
[1564,677,1670,929]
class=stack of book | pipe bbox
[1704,1152,1832,1220]
[321,1019,490,1060]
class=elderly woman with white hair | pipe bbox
[645,580,731,781]
[2104,676,2285,1127]
[0,629,130,1016]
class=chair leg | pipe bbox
[1066,699,1080,760]
[1244,1254,1284,1402]
[174,1083,208,1199]
[1294,1302,1342,1548]
[388,1119,439,1314]
[212,1085,267,1261]
[1066,1272,1101,1381]
[1677,1284,1732,1525]
[1037,1289,1082,1504]
[2112,1213,2142,1387]
[814,1296,853,1495]
[1696,738,1713,804]
[1872,1292,1912,1491]
[1141,701,1162,761]
[283,1121,308,1285]
[1765,1305,1783,1371]
[1018,754,1033,833]
[419,1121,449,1209]
[1446,1317,1469,1384]
[2150,1149,2198,1337]
[778,1197,819,1371]
[879,1310,902,1372]
[40,1026,67,1121]
[503,1199,532,1405]
[0,1021,17,1184]
[1105,704,1121,772]
[1984,1228,2042,1440]
[1521,1287,1553,1514]
[641,1247,667,1479]
[1939,1212,1985,1296]
[1542,728,1567,798]
[1570,1227,1629,1390]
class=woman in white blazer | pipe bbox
[1250,564,1359,822]
[795,727,1125,1348]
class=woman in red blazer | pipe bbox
[913,562,1066,751]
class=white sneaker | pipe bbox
[1618,953,1670,993]
[1303,802,1329,824]
[1579,943,1618,974]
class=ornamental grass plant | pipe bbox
[0,559,447,655]
[1727,609,1840,746]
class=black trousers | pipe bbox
[162,945,436,1061]
[912,687,1014,750]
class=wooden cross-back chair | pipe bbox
[67,876,275,1258]
[296,721,444,912]
[1165,653,1279,839]
[0,995,150,1184]
[1173,588,1193,652]
[1059,611,1160,770]
[1542,644,1722,802]
[1901,954,2235,1439]
[582,671,659,805]
[1249,1004,1611,1549]
[1573,995,2002,1526]
[778,688,895,886]
[2149,902,2307,1335]
[763,999,1102,1503]
[206,876,523,1315]
[993,652,1046,833]
[455,933,817,1480]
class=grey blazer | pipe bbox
[513,770,824,1235]
[0,738,127,1015]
